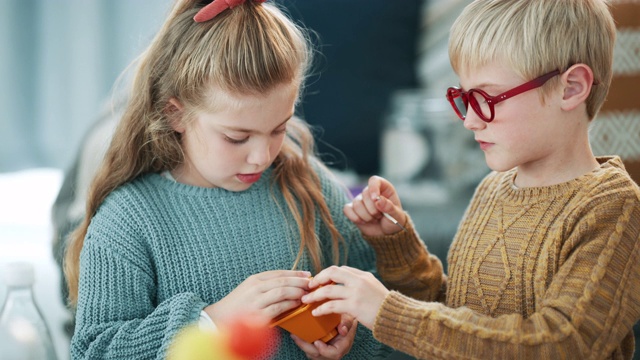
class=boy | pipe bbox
[299,1,640,359]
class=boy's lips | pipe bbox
[237,172,263,184]
[477,139,493,151]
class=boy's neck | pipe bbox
[514,156,600,188]
[514,125,600,188]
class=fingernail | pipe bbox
[373,194,381,201]
[301,295,308,302]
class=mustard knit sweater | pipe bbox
[365,156,640,359]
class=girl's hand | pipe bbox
[343,175,406,237]
[290,315,357,359]
[204,270,311,324]
[302,266,389,330]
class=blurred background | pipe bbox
[1,0,638,359]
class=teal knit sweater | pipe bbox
[71,166,392,359]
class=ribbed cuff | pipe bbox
[373,291,439,355]
[363,216,430,269]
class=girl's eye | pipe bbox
[224,135,249,144]
[273,127,287,135]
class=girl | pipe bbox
[64,0,391,359]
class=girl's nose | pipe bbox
[247,141,271,166]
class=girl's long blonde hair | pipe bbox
[65,0,345,306]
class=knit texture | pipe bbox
[367,156,640,359]
[71,166,392,359]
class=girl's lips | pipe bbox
[478,140,493,151]
[237,172,262,184]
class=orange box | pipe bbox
[270,286,341,343]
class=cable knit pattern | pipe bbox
[368,156,640,359]
[71,166,392,359]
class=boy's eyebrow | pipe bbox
[222,115,293,133]
[461,82,499,91]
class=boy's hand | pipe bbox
[344,175,407,237]
[302,266,389,330]
[290,315,357,359]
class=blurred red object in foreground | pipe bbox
[168,315,279,360]
[226,315,279,359]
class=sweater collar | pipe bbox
[497,156,623,203]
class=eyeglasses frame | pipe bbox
[446,69,561,122]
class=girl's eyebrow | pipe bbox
[222,115,293,133]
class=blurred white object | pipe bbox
[0,168,69,360]
[381,90,440,184]
[382,128,430,182]
[381,89,486,206]
[0,262,58,360]
[0,169,63,227]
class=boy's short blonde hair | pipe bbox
[449,0,616,119]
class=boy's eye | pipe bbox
[224,135,249,144]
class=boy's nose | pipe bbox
[463,110,487,131]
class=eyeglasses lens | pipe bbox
[470,91,491,121]
[452,93,467,119]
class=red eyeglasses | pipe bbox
[446,69,561,122]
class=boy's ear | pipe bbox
[166,97,185,133]
[560,64,593,112]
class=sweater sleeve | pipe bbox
[71,206,207,359]
[372,194,640,359]
[363,218,446,303]
[314,165,394,359]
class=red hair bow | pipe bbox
[194,0,267,22]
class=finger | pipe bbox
[320,328,355,357]
[290,334,320,356]
[315,265,365,288]
[337,315,355,336]
[311,299,350,317]
[343,203,365,224]
[360,187,381,218]
[312,339,330,353]
[254,276,311,294]
[365,176,383,200]
[352,193,376,222]
[368,175,399,203]
[303,283,350,306]
[308,265,355,289]
[338,322,350,336]
[268,286,310,304]
[315,339,346,359]
[262,299,303,319]
[255,270,312,281]
[338,318,358,338]
[374,195,407,228]
[251,280,309,310]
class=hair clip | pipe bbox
[194,0,267,23]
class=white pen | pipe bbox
[375,195,407,232]
[382,212,408,232]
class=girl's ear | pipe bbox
[166,97,186,133]
[560,64,594,112]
